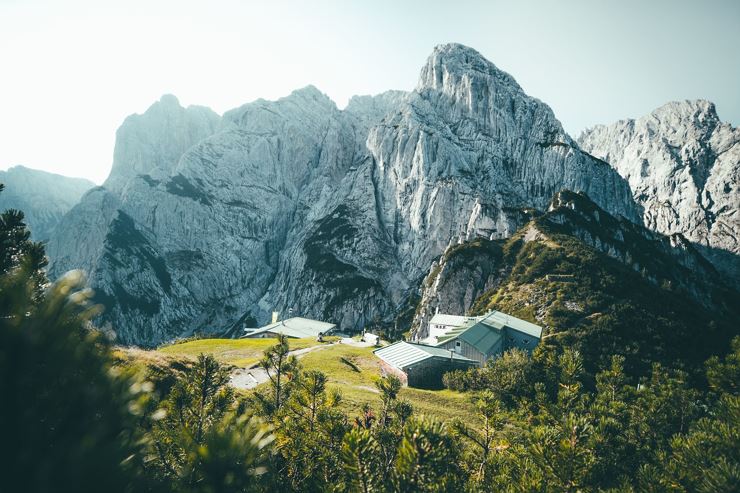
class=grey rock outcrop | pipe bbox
[48,44,641,346]
[578,100,740,285]
[104,94,220,194]
[0,166,94,241]
[409,238,509,342]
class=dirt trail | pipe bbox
[229,342,334,390]
[229,337,381,390]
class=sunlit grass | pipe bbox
[156,337,321,367]
[298,343,478,423]
[119,337,478,424]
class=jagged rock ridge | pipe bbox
[0,166,94,241]
[48,44,641,345]
[578,100,739,286]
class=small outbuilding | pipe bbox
[242,317,336,339]
[374,341,478,389]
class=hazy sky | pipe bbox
[1,0,738,184]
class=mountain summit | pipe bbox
[579,99,739,286]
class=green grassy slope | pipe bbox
[117,337,477,423]
[298,343,478,423]
[468,195,738,380]
[155,337,321,367]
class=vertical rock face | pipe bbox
[47,43,642,346]
[104,94,221,193]
[409,237,510,342]
[0,166,94,241]
[578,100,740,285]
[366,43,638,279]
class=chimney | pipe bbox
[272,311,279,324]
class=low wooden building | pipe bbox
[374,341,478,389]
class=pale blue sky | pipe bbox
[1,0,738,183]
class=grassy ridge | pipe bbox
[156,337,321,367]
[298,343,478,423]
[119,337,477,423]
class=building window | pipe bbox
[455,341,461,353]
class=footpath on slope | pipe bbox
[229,337,377,390]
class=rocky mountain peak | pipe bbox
[104,95,221,193]
[413,43,569,149]
[418,43,521,92]
[578,102,739,287]
[222,85,337,130]
[650,99,719,125]
[158,93,181,107]
[47,45,653,345]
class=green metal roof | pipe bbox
[482,311,542,338]
[459,322,503,355]
[374,341,476,370]
[435,310,542,353]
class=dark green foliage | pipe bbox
[149,354,236,481]
[0,183,47,307]
[250,334,300,416]
[472,225,736,382]
[443,348,535,406]
[0,268,155,492]
[451,391,507,485]
[184,414,273,493]
[0,184,155,492]
[393,419,463,492]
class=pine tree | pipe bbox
[0,268,156,492]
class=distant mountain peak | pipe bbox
[651,99,717,119]
[158,93,181,107]
[578,100,739,287]
[418,43,521,92]
[0,166,95,241]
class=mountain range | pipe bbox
[0,166,94,242]
[8,43,731,346]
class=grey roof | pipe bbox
[429,313,470,327]
[374,341,476,370]
[244,317,336,339]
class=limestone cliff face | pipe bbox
[104,94,221,194]
[409,238,508,342]
[0,166,94,241]
[578,100,740,286]
[365,45,639,284]
[48,44,642,346]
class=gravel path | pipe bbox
[229,342,334,390]
[229,337,384,390]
